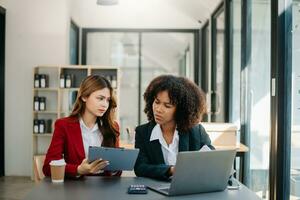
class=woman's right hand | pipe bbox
[77,158,109,175]
[170,166,175,175]
[167,166,175,177]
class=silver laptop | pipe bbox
[148,149,236,196]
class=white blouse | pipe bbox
[79,118,103,157]
[150,124,179,166]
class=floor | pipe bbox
[0,176,35,200]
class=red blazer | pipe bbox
[43,116,121,177]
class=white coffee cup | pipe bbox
[49,159,66,183]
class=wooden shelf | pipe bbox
[59,88,79,92]
[33,133,52,137]
[33,153,46,156]
[214,143,249,153]
[33,88,58,91]
[60,65,89,69]
[120,141,134,149]
[89,65,119,70]
[60,111,72,113]
[32,65,120,179]
[33,111,58,114]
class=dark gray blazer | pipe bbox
[134,122,214,180]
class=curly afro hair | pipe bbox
[143,75,207,132]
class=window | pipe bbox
[83,30,196,140]
[291,1,300,199]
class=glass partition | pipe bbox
[231,0,241,125]
[211,7,227,122]
[291,1,300,199]
[249,1,271,198]
[86,32,139,140]
[140,32,194,123]
[85,31,195,140]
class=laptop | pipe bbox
[147,149,236,196]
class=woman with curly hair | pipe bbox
[43,75,121,177]
[134,75,214,180]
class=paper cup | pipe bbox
[49,159,66,183]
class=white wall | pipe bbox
[2,0,70,176]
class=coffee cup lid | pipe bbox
[50,159,66,166]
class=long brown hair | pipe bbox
[70,75,119,147]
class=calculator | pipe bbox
[127,184,148,194]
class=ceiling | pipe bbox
[75,0,223,71]
[71,0,222,28]
[167,0,222,25]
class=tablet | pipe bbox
[88,146,139,171]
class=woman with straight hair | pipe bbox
[43,75,121,177]
[134,75,214,180]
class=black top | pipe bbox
[134,122,215,180]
